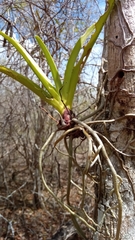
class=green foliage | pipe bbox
[0,0,115,117]
[35,35,62,92]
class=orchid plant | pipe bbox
[0,0,114,129]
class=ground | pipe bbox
[0,138,96,240]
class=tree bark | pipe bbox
[96,1,135,239]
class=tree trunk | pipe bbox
[95,1,135,239]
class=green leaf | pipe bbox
[0,31,59,100]
[35,35,62,91]
[61,24,95,103]
[63,0,115,108]
[0,66,64,113]
[0,66,50,98]
[0,0,115,114]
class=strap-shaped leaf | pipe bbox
[0,66,64,113]
[61,24,95,102]
[35,35,62,91]
[0,31,59,100]
[0,66,50,98]
[63,0,115,108]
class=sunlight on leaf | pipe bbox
[63,0,115,108]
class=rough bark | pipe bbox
[95,1,135,239]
